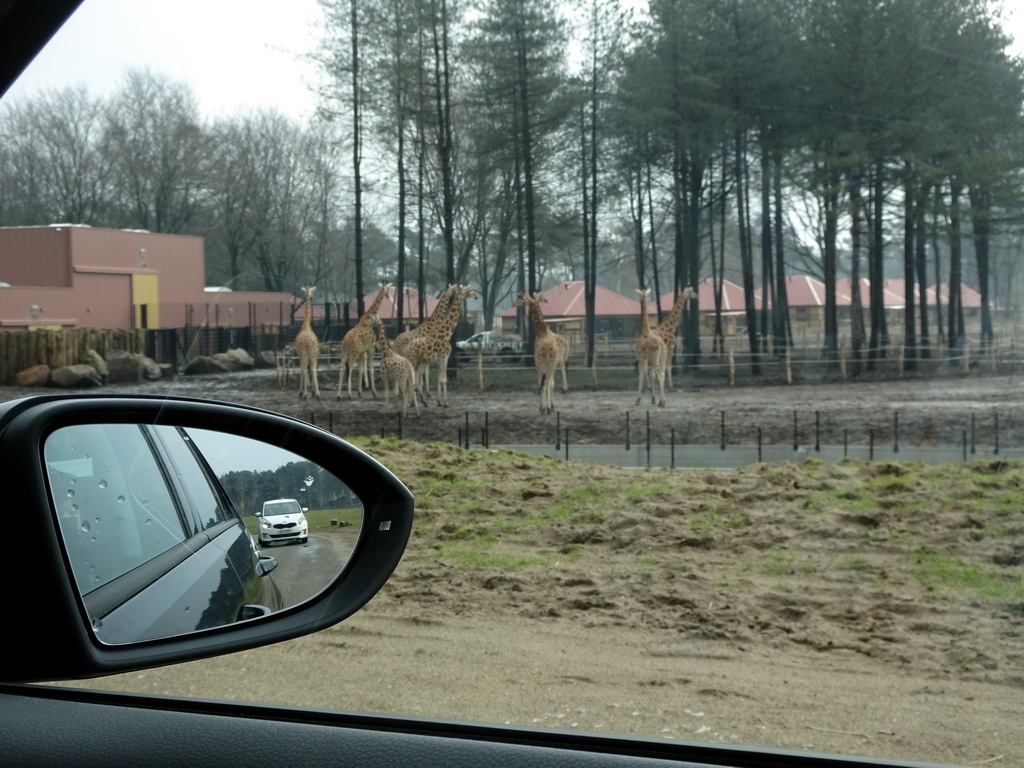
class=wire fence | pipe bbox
[304,406,1019,470]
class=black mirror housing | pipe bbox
[0,394,413,682]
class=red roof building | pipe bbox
[343,286,440,324]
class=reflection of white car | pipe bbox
[258,498,308,546]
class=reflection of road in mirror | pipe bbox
[258,526,359,608]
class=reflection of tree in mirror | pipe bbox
[218,462,356,518]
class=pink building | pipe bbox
[0,225,296,331]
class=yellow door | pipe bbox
[132,273,159,328]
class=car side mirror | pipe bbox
[0,394,413,683]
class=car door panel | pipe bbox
[0,686,775,768]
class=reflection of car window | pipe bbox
[151,425,234,532]
[44,424,187,594]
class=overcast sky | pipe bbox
[4,0,325,119]
[5,0,1024,122]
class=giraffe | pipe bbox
[369,315,419,417]
[513,290,565,415]
[402,284,477,407]
[653,286,697,389]
[635,287,667,407]
[295,284,320,400]
[393,284,458,399]
[337,281,393,399]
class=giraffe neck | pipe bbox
[361,284,391,324]
[659,291,686,336]
[639,293,652,334]
[529,302,549,337]
[434,291,464,340]
[415,285,455,333]
[302,292,313,332]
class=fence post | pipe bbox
[793,410,798,451]
[720,410,726,451]
[556,411,561,451]
[625,412,631,451]
[894,412,899,454]
[994,411,999,455]
[670,427,675,470]
[646,411,651,468]
[815,411,821,453]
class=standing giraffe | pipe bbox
[635,287,667,407]
[653,286,697,389]
[393,284,457,398]
[513,290,565,415]
[369,315,419,417]
[337,281,393,399]
[295,285,320,400]
[403,284,477,407]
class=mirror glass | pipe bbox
[43,424,363,644]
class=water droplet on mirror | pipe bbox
[80,521,90,533]
[116,495,125,503]
[98,479,108,489]
[91,617,102,630]
[70,504,78,513]
[66,489,75,498]
[144,518,152,526]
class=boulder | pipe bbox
[141,358,163,380]
[50,364,103,388]
[15,364,50,386]
[210,352,244,372]
[83,348,108,379]
[106,350,161,383]
[224,348,255,368]
[257,350,278,368]
[181,356,231,375]
[106,350,145,383]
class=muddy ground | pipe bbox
[9,362,1019,449]
[8,368,1024,766]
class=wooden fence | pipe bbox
[1,328,146,385]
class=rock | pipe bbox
[224,348,255,368]
[15,364,50,386]
[106,350,145,383]
[83,348,108,379]
[257,350,278,368]
[142,358,163,380]
[50,364,102,388]
[106,350,161,383]
[181,356,231,375]
[209,353,243,372]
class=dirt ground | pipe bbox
[9,362,1019,449]
[9,368,1024,766]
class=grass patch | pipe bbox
[912,548,1024,601]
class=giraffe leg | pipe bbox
[436,355,450,407]
[367,349,378,398]
[311,358,321,400]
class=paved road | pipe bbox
[261,527,358,608]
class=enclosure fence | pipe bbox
[300,407,1019,470]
